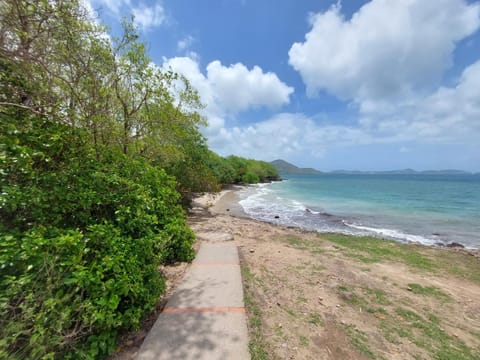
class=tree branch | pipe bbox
[0,102,44,115]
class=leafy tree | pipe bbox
[0,1,279,358]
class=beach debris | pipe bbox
[249,248,255,253]
[374,313,387,320]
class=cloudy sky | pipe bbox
[88,0,480,171]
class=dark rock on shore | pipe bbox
[446,242,465,248]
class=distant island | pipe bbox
[271,160,474,175]
[330,169,473,175]
[270,159,322,174]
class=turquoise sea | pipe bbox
[238,174,480,249]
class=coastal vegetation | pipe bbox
[0,1,278,358]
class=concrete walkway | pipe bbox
[137,243,250,360]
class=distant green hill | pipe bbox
[270,159,322,174]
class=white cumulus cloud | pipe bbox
[289,0,480,107]
[208,59,480,161]
[163,56,293,121]
[206,113,371,161]
[132,3,166,31]
[205,61,294,113]
[89,0,167,30]
[377,59,480,144]
[162,52,480,162]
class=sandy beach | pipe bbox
[189,188,480,360]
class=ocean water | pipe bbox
[238,174,480,249]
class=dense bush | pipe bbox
[0,1,278,357]
[0,113,194,358]
[225,155,280,184]
[242,172,260,184]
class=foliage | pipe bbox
[225,156,280,184]
[0,112,194,358]
[0,226,164,359]
[242,172,260,184]
[0,1,275,358]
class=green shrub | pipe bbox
[242,171,260,184]
[0,114,195,358]
[0,225,165,359]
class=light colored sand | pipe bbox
[191,186,249,218]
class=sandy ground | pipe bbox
[189,189,480,360]
[112,188,480,359]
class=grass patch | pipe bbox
[367,307,388,316]
[433,250,480,285]
[299,335,309,347]
[321,234,435,270]
[321,233,480,285]
[407,283,451,301]
[364,287,391,305]
[380,320,413,345]
[284,236,309,249]
[241,264,270,360]
[390,307,479,360]
[281,235,326,256]
[343,325,377,359]
[286,308,297,318]
[339,286,391,315]
[338,285,353,292]
[307,313,323,326]
[395,307,423,322]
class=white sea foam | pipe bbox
[345,223,437,245]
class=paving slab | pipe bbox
[166,265,244,308]
[137,243,250,360]
[193,244,239,264]
[195,232,234,242]
[137,312,249,360]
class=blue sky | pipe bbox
[87,0,480,171]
